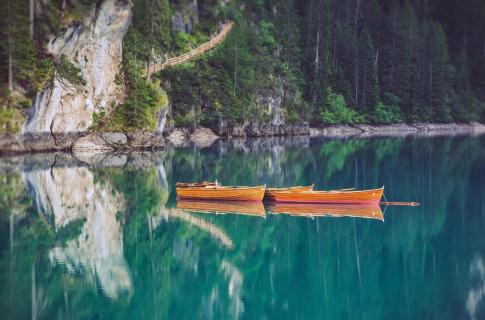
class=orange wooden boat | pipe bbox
[176,183,265,201]
[176,200,266,217]
[267,203,383,220]
[268,187,384,204]
[264,184,314,201]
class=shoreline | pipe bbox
[0,122,484,156]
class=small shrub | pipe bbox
[372,102,403,124]
[114,73,124,86]
[55,54,87,87]
[92,111,106,126]
[321,87,364,124]
[33,58,55,91]
[259,21,277,48]
[0,107,25,134]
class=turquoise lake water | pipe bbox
[0,135,484,319]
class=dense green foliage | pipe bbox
[102,63,168,131]
[155,0,485,126]
[155,0,309,127]
[0,0,484,131]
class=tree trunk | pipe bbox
[8,51,13,93]
[313,0,322,105]
[286,0,290,67]
[428,59,433,117]
[146,48,153,81]
[390,10,396,93]
[30,0,35,39]
[354,0,361,40]
[233,44,238,96]
[363,57,367,109]
[355,61,358,105]
[7,0,13,93]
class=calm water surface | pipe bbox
[0,135,484,319]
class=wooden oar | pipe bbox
[380,201,420,206]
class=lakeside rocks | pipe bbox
[72,132,165,152]
[166,128,190,147]
[310,122,485,138]
[190,127,220,148]
[214,122,310,137]
[166,127,219,148]
[1,122,484,155]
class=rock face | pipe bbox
[171,0,199,33]
[256,80,285,125]
[24,0,132,134]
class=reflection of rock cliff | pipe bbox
[24,166,133,300]
[221,260,244,319]
[467,256,485,320]
[24,167,92,230]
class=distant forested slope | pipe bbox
[0,0,484,133]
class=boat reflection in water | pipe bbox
[176,200,266,217]
[176,200,383,221]
[266,202,384,221]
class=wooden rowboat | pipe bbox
[177,200,266,217]
[268,187,384,204]
[267,203,383,220]
[176,184,265,201]
[264,185,314,201]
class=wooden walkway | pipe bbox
[143,21,234,76]
[96,21,233,129]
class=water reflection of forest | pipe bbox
[0,136,484,319]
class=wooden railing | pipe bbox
[143,21,234,76]
[97,21,234,129]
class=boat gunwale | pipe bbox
[176,185,266,191]
[266,185,314,192]
[269,186,384,195]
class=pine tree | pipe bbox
[356,28,379,113]
[0,0,35,93]
[418,21,453,121]
[302,0,333,120]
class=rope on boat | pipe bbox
[382,190,419,206]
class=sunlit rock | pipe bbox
[24,0,132,133]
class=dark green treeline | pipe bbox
[156,0,485,126]
[0,0,484,131]
[298,0,485,123]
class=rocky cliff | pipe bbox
[24,0,132,134]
